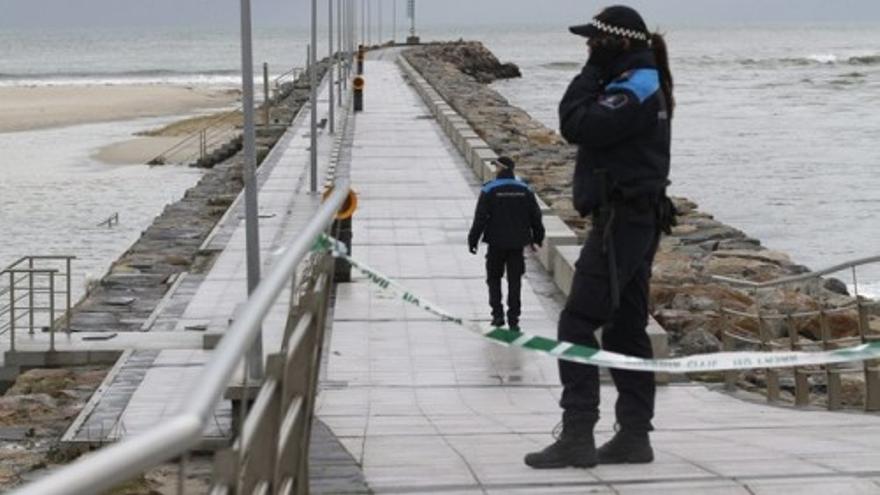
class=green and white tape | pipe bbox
[315,235,880,373]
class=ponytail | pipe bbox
[651,32,675,118]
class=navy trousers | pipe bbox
[558,204,660,431]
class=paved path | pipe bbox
[318,58,880,494]
[65,78,339,444]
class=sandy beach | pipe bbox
[0,84,242,165]
[0,84,240,134]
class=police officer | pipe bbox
[525,5,677,469]
[468,157,545,331]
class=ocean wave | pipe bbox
[737,53,880,68]
[0,69,243,87]
[849,55,880,66]
[539,61,581,71]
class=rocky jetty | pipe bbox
[0,64,331,490]
[68,62,328,335]
[404,42,880,406]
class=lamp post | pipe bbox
[238,0,263,379]
[329,0,335,134]
[310,0,318,192]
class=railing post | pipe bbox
[720,311,736,391]
[786,313,810,406]
[850,268,880,411]
[49,271,56,352]
[28,258,34,335]
[754,296,779,402]
[263,62,271,127]
[9,271,15,352]
[819,311,842,410]
[66,257,72,334]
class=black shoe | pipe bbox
[524,419,598,469]
[491,317,505,328]
[597,430,654,464]
[508,320,520,332]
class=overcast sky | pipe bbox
[2,0,879,29]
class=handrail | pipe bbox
[148,108,242,164]
[148,64,302,166]
[716,254,880,410]
[713,255,880,289]
[14,181,351,495]
[273,66,302,87]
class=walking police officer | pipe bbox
[525,6,677,468]
[469,157,545,331]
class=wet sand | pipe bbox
[0,84,240,134]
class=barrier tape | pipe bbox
[314,235,880,373]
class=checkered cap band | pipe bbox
[590,18,648,41]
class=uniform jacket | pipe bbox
[468,171,545,250]
[558,48,671,217]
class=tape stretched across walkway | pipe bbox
[315,235,880,373]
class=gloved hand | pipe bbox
[469,244,478,255]
[587,36,628,71]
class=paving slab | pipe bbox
[65,78,343,445]
[319,58,880,494]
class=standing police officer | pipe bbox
[469,157,545,331]
[525,6,677,469]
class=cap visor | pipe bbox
[569,24,599,38]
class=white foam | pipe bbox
[807,53,839,64]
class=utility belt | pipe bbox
[591,188,677,234]
[592,171,678,310]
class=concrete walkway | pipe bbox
[64,78,340,445]
[318,58,880,494]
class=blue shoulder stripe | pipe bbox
[605,68,660,103]
[482,178,530,194]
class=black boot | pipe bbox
[597,429,654,464]
[524,415,598,469]
[491,316,505,328]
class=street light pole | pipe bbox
[310,0,318,192]
[338,0,345,104]
[329,0,335,134]
[238,0,263,380]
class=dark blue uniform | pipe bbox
[469,169,545,327]
[557,48,671,432]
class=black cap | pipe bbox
[494,156,515,170]
[569,5,649,42]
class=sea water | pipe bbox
[1,24,878,299]
[477,24,880,296]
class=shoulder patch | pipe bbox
[599,93,630,110]
[605,68,660,103]
[482,178,530,194]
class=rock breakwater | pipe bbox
[404,42,880,406]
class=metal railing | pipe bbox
[715,255,880,411]
[1,256,74,353]
[14,183,350,495]
[147,64,305,167]
[147,107,243,166]
[97,212,120,228]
